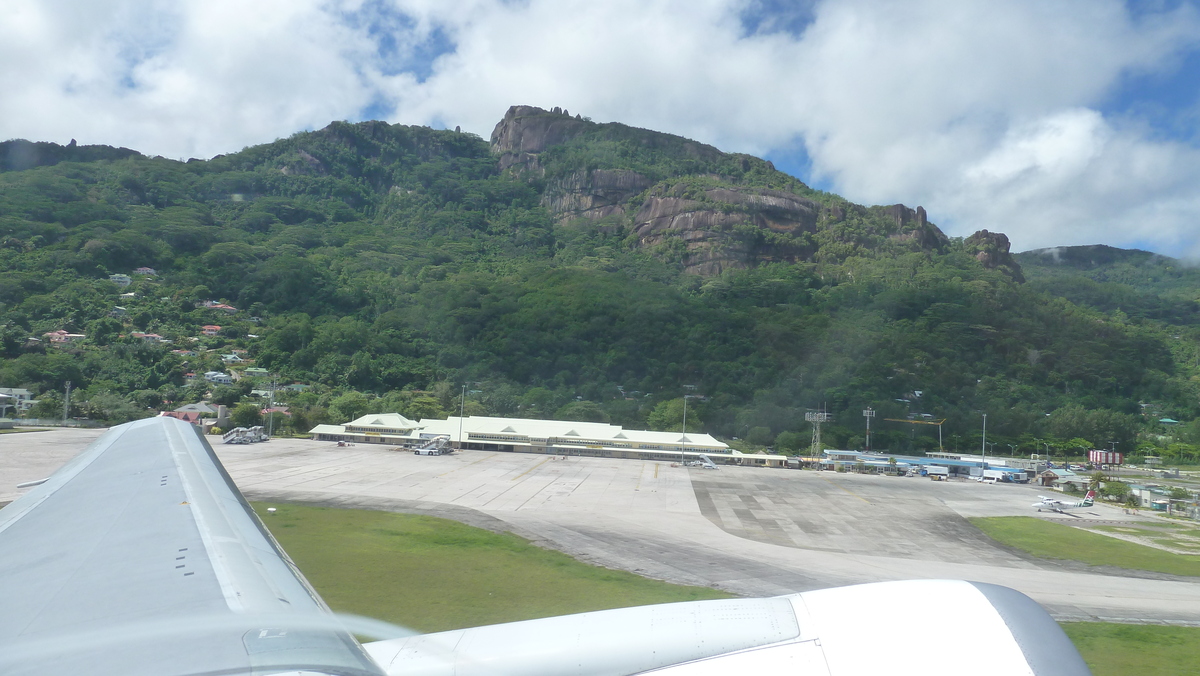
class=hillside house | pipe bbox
[43,330,86,344]
[109,274,132,287]
[201,325,221,336]
[198,300,239,314]
[203,371,233,385]
[134,267,157,276]
[131,332,167,343]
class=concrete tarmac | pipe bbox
[4,430,1200,624]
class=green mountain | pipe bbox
[1,106,1197,460]
[1017,245,1200,325]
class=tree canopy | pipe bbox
[0,119,1197,461]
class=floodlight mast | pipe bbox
[458,386,466,451]
[981,413,988,472]
[266,374,276,437]
[863,407,875,452]
[681,396,687,465]
[806,407,832,456]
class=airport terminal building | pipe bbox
[310,414,788,466]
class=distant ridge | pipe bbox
[0,138,142,172]
[1016,244,1172,270]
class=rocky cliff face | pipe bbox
[542,169,654,221]
[631,184,821,275]
[964,230,1025,282]
[490,105,968,276]
[491,105,593,171]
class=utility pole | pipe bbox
[63,381,71,423]
[863,407,875,452]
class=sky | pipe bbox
[3,0,1200,257]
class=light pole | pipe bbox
[863,407,875,452]
[1007,443,1017,458]
[265,374,277,438]
[458,386,465,451]
[680,395,689,465]
[981,413,987,471]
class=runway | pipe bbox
[4,429,1199,624]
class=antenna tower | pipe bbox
[805,406,832,456]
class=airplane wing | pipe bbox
[0,417,381,676]
[0,417,1091,676]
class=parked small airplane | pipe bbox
[1034,490,1096,514]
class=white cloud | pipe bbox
[2,0,1200,256]
[0,0,384,158]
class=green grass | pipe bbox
[1063,623,1200,676]
[255,503,1200,673]
[970,517,1200,577]
[253,502,731,633]
[1094,521,1195,532]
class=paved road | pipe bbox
[4,430,1200,624]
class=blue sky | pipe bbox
[3,0,1200,258]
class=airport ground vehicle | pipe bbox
[412,435,451,455]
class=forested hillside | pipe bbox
[2,107,1198,460]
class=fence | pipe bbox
[11,418,106,428]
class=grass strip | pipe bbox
[256,504,1200,673]
[970,517,1200,577]
[1063,623,1200,676]
[253,502,731,633]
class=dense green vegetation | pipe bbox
[2,117,1199,459]
[253,502,730,632]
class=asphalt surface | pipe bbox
[4,429,1200,624]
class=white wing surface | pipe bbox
[363,579,1091,676]
[0,417,381,676]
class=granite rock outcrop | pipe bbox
[964,230,1025,282]
[490,105,987,277]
